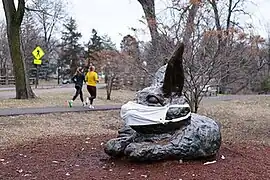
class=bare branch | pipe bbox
[25,7,53,16]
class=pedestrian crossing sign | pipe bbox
[32,46,45,60]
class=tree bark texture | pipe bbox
[182,3,199,46]
[137,0,159,51]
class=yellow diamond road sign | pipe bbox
[33,59,42,65]
[32,46,45,60]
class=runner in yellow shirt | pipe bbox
[85,66,99,108]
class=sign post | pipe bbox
[32,46,45,88]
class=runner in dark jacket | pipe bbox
[68,67,86,107]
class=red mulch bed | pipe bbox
[0,135,269,180]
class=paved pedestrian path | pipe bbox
[0,104,121,117]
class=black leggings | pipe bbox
[87,85,96,105]
[72,86,84,102]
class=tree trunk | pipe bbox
[182,4,199,46]
[207,0,222,48]
[137,0,159,51]
[106,76,113,100]
[8,24,35,98]
[2,0,35,99]
[194,92,199,113]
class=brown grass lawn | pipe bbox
[199,96,270,146]
[0,111,121,147]
[0,88,136,108]
[0,92,269,148]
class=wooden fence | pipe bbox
[0,76,35,85]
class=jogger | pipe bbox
[68,67,86,107]
[85,65,99,109]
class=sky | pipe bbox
[65,0,270,47]
[0,0,270,49]
[68,0,150,47]
[69,0,270,47]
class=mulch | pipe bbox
[0,135,269,180]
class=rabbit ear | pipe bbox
[162,43,185,97]
[171,43,184,59]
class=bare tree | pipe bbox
[90,46,146,100]
[28,0,66,53]
[207,0,253,93]
[2,0,35,99]
[96,50,126,100]
[25,0,67,80]
[135,0,266,112]
[181,0,266,111]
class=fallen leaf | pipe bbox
[221,155,225,160]
[66,172,70,176]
